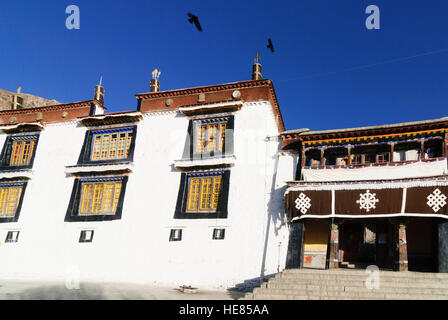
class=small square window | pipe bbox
[79,230,94,243]
[169,229,182,241]
[212,228,225,240]
[5,231,19,243]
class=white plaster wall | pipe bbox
[0,100,292,289]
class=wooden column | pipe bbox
[285,221,305,269]
[347,145,352,165]
[396,223,408,271]
[443,132,448,158]
[390,142,395,162]
[328,223,339,269]
[420,139,425,160]
[320,148,325,166]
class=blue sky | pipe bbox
[0,1,447,131]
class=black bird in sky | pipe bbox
[187,13,202,32]
[267,38,274,52]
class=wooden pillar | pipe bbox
[396,223,408,271]
[320,148,325,166]
[390,142,395,162]
[347,145,352,165]
[285,221,305,269]
[443,132,448,158]
[420,139,425,160]
[328,222,339,269]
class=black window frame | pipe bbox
[77,125,138,165]
[5,230,19,243]
[174,170,230,219]
[0,132,40,170]
[0,181,28,223]
[182,116,234,161]
[65,175,128,222]
[169,229,182,241]
[79,230,94,243]
[212,228,225,240]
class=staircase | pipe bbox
[244,268,448,300]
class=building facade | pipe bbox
[0,63,297,289]
[0,61,447,291]
[282,119,448,272]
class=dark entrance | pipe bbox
[339,219,394,269]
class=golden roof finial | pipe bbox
[152,69,161,80]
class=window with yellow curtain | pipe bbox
[0,185,23,218]
[79,181,122,215]
[195,122,227,154]
[186,175,223,213]
[90,129,134,161]
[3,134,39,167]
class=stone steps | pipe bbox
[244,269,448,300]
[259,283,448,293]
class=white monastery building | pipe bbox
[0,60,297,289]
[0,58,447,290]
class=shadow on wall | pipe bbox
[259,151,288,279]
[226,273,277,299]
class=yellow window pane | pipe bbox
[92,135,102,160]
[0,188,8,215]
[112,182,122,212]
[92,184,103,213]
[100,134,111,160]
[218,123,226,151]
[195,125,206,153]
[80,184,93,214]
[206,125,218,152]
[117,133,127,158]
[125,133,132,158]
[211,177,222,211]
[187,178,201,212]
[108,134,118,159]
[101,183,115,213]
[200,177,213,210]
[6,187,20,217]
[10,141,23,166]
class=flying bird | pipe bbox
[267,38,274,52]
[187,13,202,32]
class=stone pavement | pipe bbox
[0,280,246,300]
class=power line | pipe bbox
[278,48,448,82]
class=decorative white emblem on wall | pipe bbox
[295,193,311,214]
[426,188,447,213]
[356,190,379,212]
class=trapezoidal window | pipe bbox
[1,134,39,169]
[186,175,222,213]
[182,117,234,160]
[174,170,230,219]
[78,127,137,164]
[90,129,133,161]
[79,181,122,216]
[65,176,128,222]
[0,182,27,223]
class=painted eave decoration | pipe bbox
[65,162,134,176]
[285,177,448,220]
[281,116,448,149]
[174,155,236,169]
[0,169,33,180]
[78,111,143,127]
[0,122,45,133]
[179,100,243,116]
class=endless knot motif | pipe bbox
[426,188,447,213]
[295,193,311,214]
[356,190,379,212]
